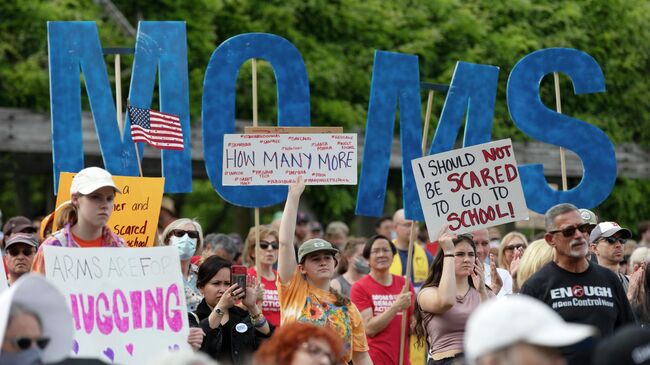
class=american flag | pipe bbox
[128,106,184,150]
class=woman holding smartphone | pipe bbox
[414,231,493,365]
[188,255,271,365]
[277,178,372,365]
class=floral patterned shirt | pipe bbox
[184,264,203,312]
[278,271,368,362]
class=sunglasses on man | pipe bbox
[5,336,50,351]
[6,247,35,257]
[549,223,591,237]
[598,236,627,245]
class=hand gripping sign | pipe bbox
[412,139,528,237]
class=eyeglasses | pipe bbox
[549,224,590,238]
[599,236,627,245]
[6,337,50,350]
[259,241,279,250]
[170,229,199,239]
[19,227,37,234]
[505,244,526,251]
[7,247,35,257]
[300,342,337,365]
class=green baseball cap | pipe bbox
[297,238,339,263]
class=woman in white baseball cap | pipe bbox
[32,167,125,273]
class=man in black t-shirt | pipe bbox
[520,203,636,364]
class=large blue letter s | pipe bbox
[507,48,615,213]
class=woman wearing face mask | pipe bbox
[277,178,372,365]
[350,235,414,365]
[189,256,272,365]
[330,237,369,298]
[241,225,281,327]
[0,274,74,365]
[161,218,204,312]
[32,167,124,274]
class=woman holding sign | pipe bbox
[32,167,124,274]
[189,255,271,365]
[414,232,493,365]
[277,178,372,365]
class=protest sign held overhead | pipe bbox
[55,173,164,247]
[412,139,528,236]
[0,259,6,292]
[222,133,357,185]
[43,246,190,365]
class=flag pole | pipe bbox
[399,89,435,365]
[126,99,144,177]
[554,72,567,191]
[252,59,262,281]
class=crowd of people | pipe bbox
[2,167,650,365]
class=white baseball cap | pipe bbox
[70,167,121,195]
[0,274,74,363]
[464,295,596,364]
[589,221,632,244]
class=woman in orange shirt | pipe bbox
[32,167,124,273]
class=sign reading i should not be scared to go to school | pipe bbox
[54,173,164,247]
[412,139,529,237]
[222,133,358,185]
[43,245,190,365]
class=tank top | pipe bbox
[334,275,353,298]
[424,287,480,354]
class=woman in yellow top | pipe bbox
[277,178,372,365]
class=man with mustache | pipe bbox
[589,222,632,292]
[520,203,635,364]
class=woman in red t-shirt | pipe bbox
[242,225,281,327]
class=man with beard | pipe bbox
[520,203,635,364]
[589,222,632,292]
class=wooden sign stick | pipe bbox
[553,72,568,191]
[399,89,435,365]
[252,58,262,280]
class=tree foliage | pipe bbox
[0,0,649,234]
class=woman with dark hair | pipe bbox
[253,322,344,365]
[188,256,272,365]
[277,178,372,365]
[350,235,414,365]
[414,232,492,365]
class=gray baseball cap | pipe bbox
[589,222,632,243]
[297,238,339,263]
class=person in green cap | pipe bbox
[277,177,372,365]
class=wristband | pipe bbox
[443,253,455,258]
[253,316,268,329]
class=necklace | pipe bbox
[456,288,470,303]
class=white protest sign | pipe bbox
[0,254,7,292]
[43,246,190,365]
[222,133,357,185]
[412,138,528,236]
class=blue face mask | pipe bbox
[170,234,197,260]
[0,348,43,365]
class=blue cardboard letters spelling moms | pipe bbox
[47,21,616,217]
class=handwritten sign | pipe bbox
[43,246,189,365]
[222,133,358,185]
[0,256,7,292]
[412,139,528,236]
[55,173,164,247]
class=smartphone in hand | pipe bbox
[231,265,247,299]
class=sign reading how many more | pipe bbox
[412,139,529,236]
[222,133,358,185]
[55,173,164,247]
[44,246,190,365]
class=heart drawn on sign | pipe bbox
[103,347,115,363]
[126,343,134,356]
[72,340,79,354]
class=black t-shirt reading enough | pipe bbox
[520,261,635,336]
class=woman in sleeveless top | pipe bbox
[414,231,493,365]
[330,237,369,297]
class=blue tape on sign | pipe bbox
[48,21,193,193]
[202,33,310,208]
[429,61,499,154]
[48,21,139,191]
[507,48,615,213]
[355,51,423,221]
[127,21,192,193]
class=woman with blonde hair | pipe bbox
[515,239,554,290]
[242,225,281,327]
[161,218,204,312]
[497,231,528,275]
[32,167,124,273]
